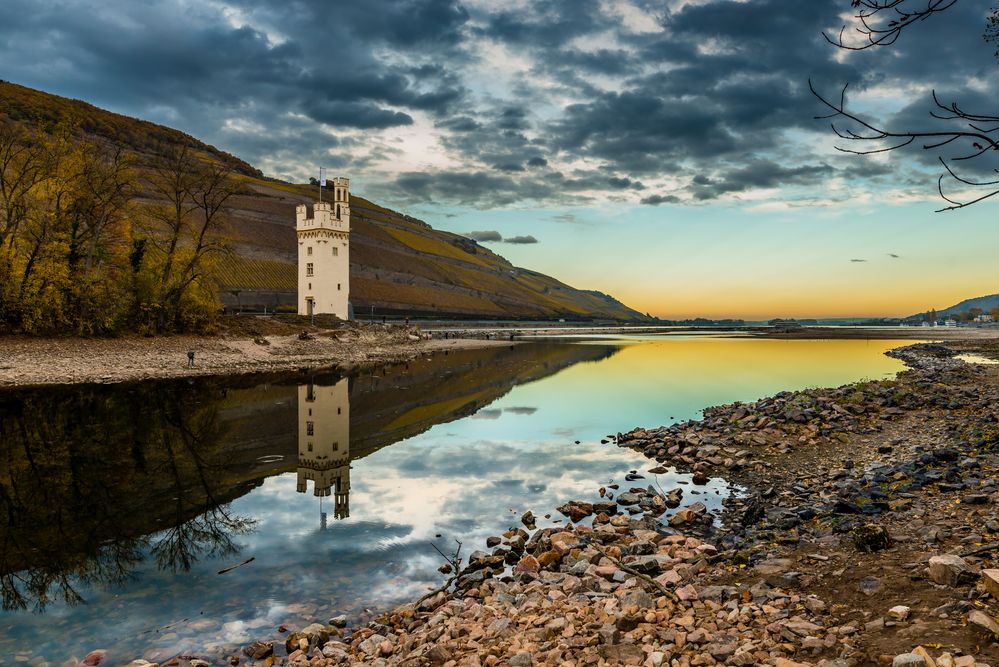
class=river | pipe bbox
[0,335,916,665]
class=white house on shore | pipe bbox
[296,177,350,318]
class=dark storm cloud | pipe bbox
[689,161,836,201]
[465,230,503,242]
[0,0,470,178]
[640,194,681,206]
[1,0,994,207]
[505,235,538,245]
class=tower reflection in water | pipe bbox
[297,377,351,529]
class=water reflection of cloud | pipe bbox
[471,409,502,420]
[504,407,538,415]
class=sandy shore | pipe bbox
[0,326,512,388]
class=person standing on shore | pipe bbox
[187,350,195,367]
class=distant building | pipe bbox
[975,314,994,323]
[298,378,351,522]
[944,319,958,327]
[296,177,351,318]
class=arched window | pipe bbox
[336,204,340,219]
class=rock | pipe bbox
[675,584,698,601]
[911,646,937,667]
[426,645,451,665]
[521,511,535,527]
[982,568,999,598]
[852,523,892,552]
[598,624,620,645]
[79,651,107,667]
[858,576,884,596]
[928,554,975,586]
[513,554,540,575]
[329,615,347,627]
[616,492,641,506]
[243,642,274,660]
[887,605,911,621]
[556,501,594,522]
[614,611,643,631]
[892,654,927,667]
[486,536,501,547]
[510,652,533,667]
[284,623,329,653]
[967,609,999,637]
[754,558,793,575]
[599,644,645,663]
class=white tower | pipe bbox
[297,377,351,520]
[296,177,350,318]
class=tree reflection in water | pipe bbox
[0,378,256,611]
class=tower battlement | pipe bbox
[297,176,351,318]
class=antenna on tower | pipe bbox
[319,167,327,203]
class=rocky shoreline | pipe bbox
[86,341,999,667]
[0,323,508,388]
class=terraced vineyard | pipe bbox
[1,80,648,321]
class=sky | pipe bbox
[1,0,997,319]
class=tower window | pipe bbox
[306,263,314,277]
[332,442,339,452]
[306,421,314,436]
[337,283,341,291]
[308,443,313,452]
[332,247,338,257]
[308,282,311,290]
[337,407,341,415]
[307,246,313,256]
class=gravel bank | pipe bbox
[0,325,512,388]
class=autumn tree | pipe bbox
[0,121,48,321]
[138,143,238,332]
[0,118,234,335]
[812,1,999,210]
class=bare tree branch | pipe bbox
[812,2,999,210]
[809,75,999,211]
[823,0,959,50]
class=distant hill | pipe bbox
[909,293,999,319]
[0,81,647,321]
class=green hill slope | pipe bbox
[0,80,647,321]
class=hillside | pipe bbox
[906,293,999,320]
[936,293,999,317]
[0,81,647,321]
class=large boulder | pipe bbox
[928,554,976,586]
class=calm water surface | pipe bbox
[0,336,915,664]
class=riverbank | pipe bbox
[0,321,511,388]
[124,338,999,667]
[1,323,988,388]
